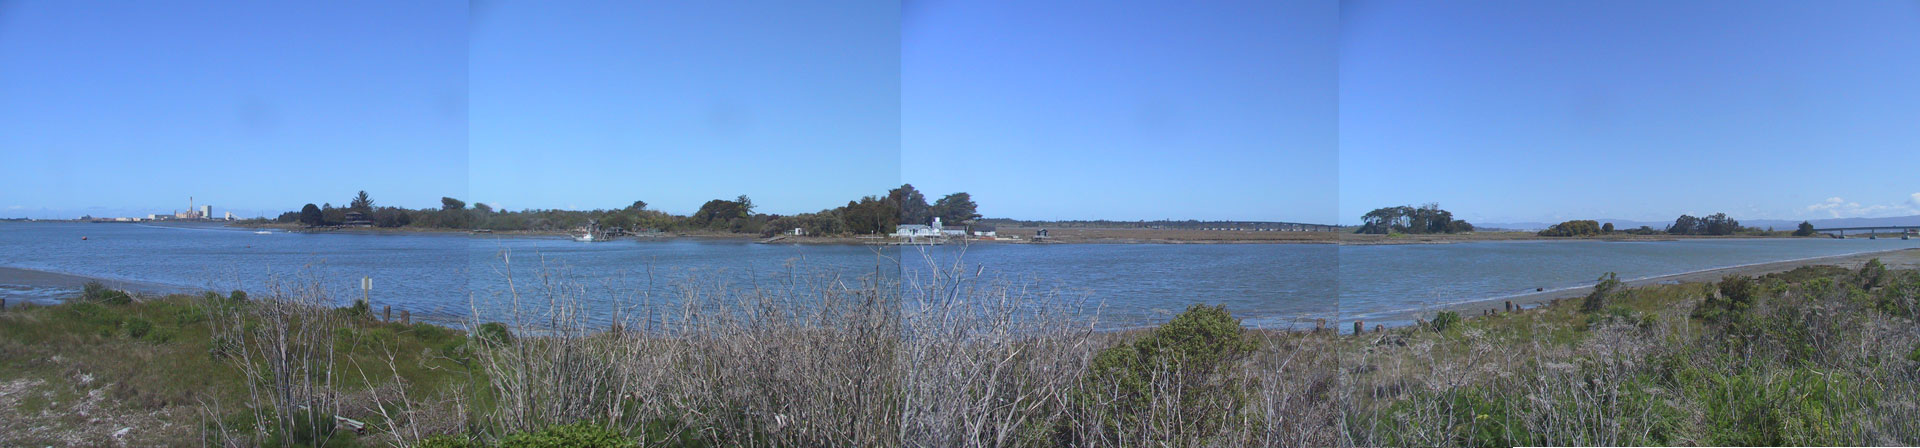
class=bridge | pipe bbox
[1813,226,1919,239]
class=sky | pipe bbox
[3,1,1916,224]
[903,0,1337,223]
[468,2,901,216]
[0,1,467,219]
[1341,0,1920,225]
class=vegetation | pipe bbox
[1537,219,1603,237]
[7,257,1919,446]
[269,186,981,238]
[1355,203,1474,234]
[1795,220,1818,236]
[1666,212,1744,235]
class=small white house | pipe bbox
[895,224,939,239]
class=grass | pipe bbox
[1,260,1917,446]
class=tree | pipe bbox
[441,197,466,211]
[626,200,648,212]
[840,196,899,235]
[474,202,493,213]
[1539,220,1603,237]
[1793,221,1816,237]
[691,197,753,230]
[886,184,931,225]
[1356,204,1472,234]
[1602,222,1615,233]
[929,192,981,224]
[298,203,323,227]
[349,191,374,212]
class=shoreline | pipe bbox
[1376,247,1920,325]
[0,266,198,305]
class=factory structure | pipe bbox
[90,196,235,222]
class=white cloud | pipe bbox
[1805,195,1920,219]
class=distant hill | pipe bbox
[1479,215,1920,232]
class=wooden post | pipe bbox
[1505,301,1513,313]
[1353,321,1363,335]
[1315,318,1326,333]
[383,305,391,323]
[401,310,410,325]
[1,298,6,310]
[1374,324,1383,333]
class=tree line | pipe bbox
[272,185,980,237]
[1536,213,1806,237]
[1355,203,1474,234]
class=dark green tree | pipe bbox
[1602,222,1615,233]
[929,192,980,224]
[1793,221,1816,237]
[349,190,374,212]
[886,184,931,225]
[298,203,323,227]
[441,197,466,211]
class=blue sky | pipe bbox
[903,0,1337,223]
[1341,0,1920,225]
[4,1,1916,224]
[469,2,900,216]
[0,1,466,219]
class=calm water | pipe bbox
[2,221,1912,328]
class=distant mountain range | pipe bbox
[1477,215,1920,232]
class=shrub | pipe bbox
[126,318,154,339]
[496,422,633,448]
[476,322,513,346]
[1695,275,1758,326]
[81,281,132,305]
[1430,311,1462,332]
[1075,304,1258,445]
[1582,272,1621,313]
[1857,258,1887,290]
[1538,220,1603,237]
[229,290,248,301]
[417,434,481,448]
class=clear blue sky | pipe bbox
[469,2,901,216]
[6,2,1916,224]
[904,0,1337,223]
[1341,1,1920,225]
[0,1,467,219]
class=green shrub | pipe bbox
[1430,311,1461,332]
[229,290,248,301]
[497,422,633,448]
[1695,275,1758,325]
[1857,258,1887,290]
[477,322,514,346]
[125,318,153,339]
[1582,272,1621,313]
[417,434,481,448]
[81,281,133,305]
[1074,304,1257,445]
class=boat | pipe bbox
[254,230,272,235]
[573,219,600,242]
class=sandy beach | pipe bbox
[0,266,197,305]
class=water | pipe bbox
[2,221,1912,329]
[0,222,1333,328]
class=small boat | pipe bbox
[573,233,595,242]
[254,230,272,235]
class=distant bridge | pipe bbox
[1813,226,1919,239]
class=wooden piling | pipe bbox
[1374,324,1383,333]
[401,310,410,325]
[1505,301,1513,313]
[1353,321,1363,335]
[1315,318,1326,333]
[383,305,391,323]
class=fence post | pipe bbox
[1353,321,1364,335]
[401,310,410,325]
